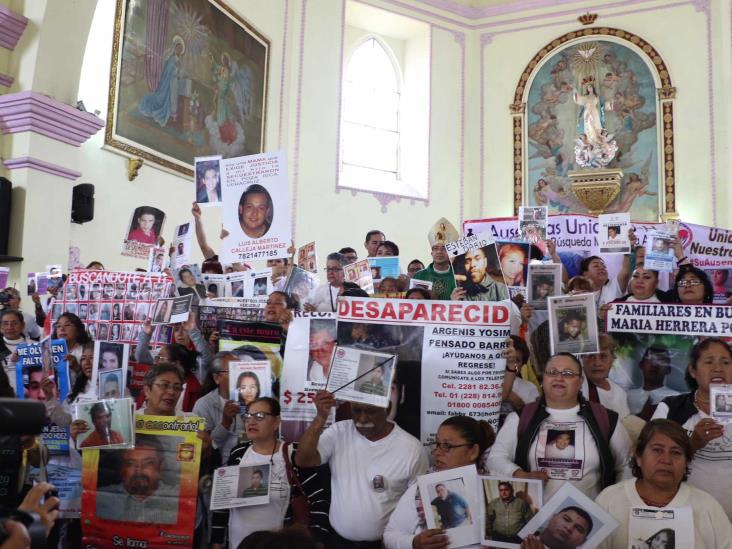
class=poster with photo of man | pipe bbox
[547,294,598,355]
[122,206,165,260]
[645,231,675,272]
[526,263,562,310]
[74,398,134,450]
[480,476,542,548]
[81,416,204,547]
[446,231,509,302]
[172,222,192,269]
[194,155,222,206]
[325,347,396,409]
[535,423,586,481]
[418,465,480,548]
[598,213,631,254]
[518,483,617,549]
[92,341,129,401]
[220,151,290,263]
[211,464,271,510]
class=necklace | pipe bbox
[637,481,675,508]
[694,390,709,412]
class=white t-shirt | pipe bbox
[596,479,732,549]
[653,402,732,520]
[501,377,540,416]
[581,378,631,417]
[486,405,630,501]
[595,277,622,308]
[229,445,291,548]
[318,420,429,541]
[624,294,660,302]
[309,284,340,312]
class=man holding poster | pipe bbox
[220,151,291,263]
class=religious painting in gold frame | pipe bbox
[105,0,270,177]
[511,28,676,221]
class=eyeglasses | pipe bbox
[325,267,343,273]
[677,279,703,288]
[243,411,277,422]
[151,382,184,393]
[544,369,581,379]
[427,442,474,453]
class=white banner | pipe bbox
[607,302,732,337]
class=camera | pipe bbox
[0,399,53,548]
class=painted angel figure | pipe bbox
[209,52,253,145]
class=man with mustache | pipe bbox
[296,391,428,548]
[95,434,178,524]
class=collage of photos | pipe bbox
[518,205,548,254]
[54,272,176,348]
[297,241,318,273]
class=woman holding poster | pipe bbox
[486,353,631,502]
[210,397,330,548]
[596,419,732,548]
[651,338,732,519]
[384,416,495,549]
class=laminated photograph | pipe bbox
[535,422,586,481]
[495,240,530,300]
[446,231,508,302]
[710,384,732,423]
[325,347,396,409]
[151,294,193,325]
[518,483,618,549]
[547,293,598,355]
[644,231,675,272]
[418,464,480,548]
[73,398,135,450]
[210,464,271,510]
[194,155,222,206]
[598,213,631,254]
[229,360,272,412]
[479,476,543,548]
[527,263,562,310]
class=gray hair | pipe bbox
[211,351,237,373]
[326,252,348,267]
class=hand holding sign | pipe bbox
[314,390,337,420]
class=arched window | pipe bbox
[340,37,401,187]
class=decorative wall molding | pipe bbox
[0,5,28,51]
[4,156,82,180]
[0,91,104,147]
[290,0,308,242]
[0,73,13,88]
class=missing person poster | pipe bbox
[644,231,675,272]
[518,206,547,252]
[710,384,732,422]
[367,256,400,281]
[53,270,175,348]
[226,269,273,299]
[147,246,168,273]
[628,507,693,549]
[220,151,291,263]
[284,266,320,306]
[91,341,130,400]
[297,241,318,273]
[280,312,337,441]
[196,299,265,341]
[598,213,631,254]
[194,155,222,206]
[81,415,204,549]
[344,259,375,294]
[495,240,530,299]
[16,340,70,454]
[547,294,598,355]
[526,263,562,310]
[337,297,511,443]
[211,464,271,510]
[151,295,194,325]
[418,465,480,548]
[446,231,509,303]
[122,206,165,260]
[74,398,135,450]
[217,320,283,380]
[535,422,585,480]
[325,347,396,408]
[171,222,192,269]
[229,360,272,411]
[480,476,542,548]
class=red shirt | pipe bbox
[127,228,157,245]
[80,429,125,448]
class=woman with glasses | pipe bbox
[383,415,495,548]
[651,338,732,519]
[305,252,348,312]
[211,397,330,549]
[487,352,631,502]
[670,265,714,305]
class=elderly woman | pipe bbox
[596,419,732,548]
[487,352,630,501]
[652,338,732,519]
[383,415,495,549]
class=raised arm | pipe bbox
[192,202,216,260]
[294,390,335,467]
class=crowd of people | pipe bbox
[1,209,732,549]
